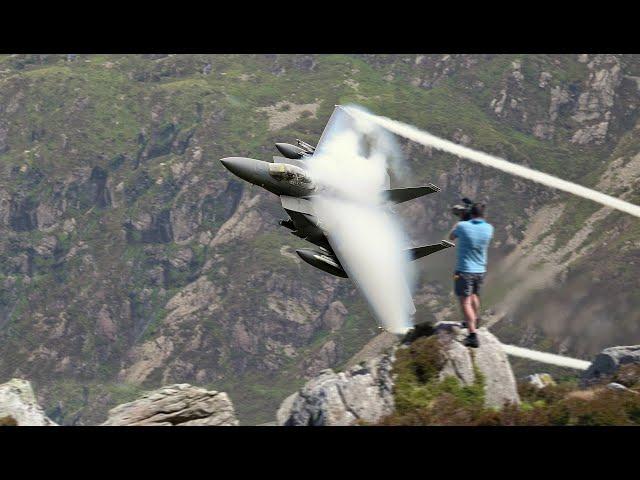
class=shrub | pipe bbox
[381,334,640,426]
[613,364,640,389]
[517,381,575,406]
[384,333,487,424]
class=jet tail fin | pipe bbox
[383,184,440,204]
[406,240,454,261]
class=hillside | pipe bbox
[0,54,639,424]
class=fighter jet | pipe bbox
[220,106,453,330]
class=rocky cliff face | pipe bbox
[277,351,395,426]
[277,323,519,425]
[0,378,57,426]
[0,54,639,425]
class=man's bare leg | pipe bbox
[471,294,481,320]
[459,296,477,333]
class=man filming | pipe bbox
[449,200,494,348]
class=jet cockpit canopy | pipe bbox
[268,163,314,189]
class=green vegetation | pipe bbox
[1,54,639,425]
[380,338,640,426]
[380,335,486,425]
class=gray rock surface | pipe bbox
[526,373,556,389]
[582,345,640,384]
[277,322,521,425]
[433,323,520,408]
[102,383,238,426]
[0,378,57,426]
[343,331,399,370]
[277,351,396,426]
[606,382,637,393]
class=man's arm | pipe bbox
[449,222,459,241]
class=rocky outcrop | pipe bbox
[571,54,622,145]
[431,323,520,409]
[102,384,238,426]
[489,60,528,128]
[343,331,398,370]
[277,352,396,426]
[582,345,640,385]
[0,379,57,426]
[526,373,556,389]
[606,382,638,394]
[277,323,520,425]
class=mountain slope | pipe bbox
[0,54,639,424]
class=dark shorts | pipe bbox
[454,271,485,297]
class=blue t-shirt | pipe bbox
[453,219,494,273]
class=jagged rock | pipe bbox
[571,55,622,144]
[582,345,640,384]
[343,331,399,370]
[302,339,338,377]
[278,323,521,425]
[526,373,556,389]
[321,301,348,331]
[0,124,9,154]
[102,384,238,426]
[0,379,57,426]
[538,71,552,89]
[277,352,396,426]
[606,382,636,393]
[432,323,520,408]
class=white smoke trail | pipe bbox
[339,105,611,368]
[502,344,591,370]
[308,107,415,335]
[342,106,640,218]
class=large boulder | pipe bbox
[277,352,396,426]
[582,345,640,385]
[0,379,57,426]
[431,323,520,409]
[276,322,521,425]
[102,384,238,426]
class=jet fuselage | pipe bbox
[220,157,314,198]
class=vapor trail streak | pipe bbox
[502,344,591,370]
[342,106,640,218]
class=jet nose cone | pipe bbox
[220,156,254,179]
[219,157,237,172]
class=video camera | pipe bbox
[451,197,475,221]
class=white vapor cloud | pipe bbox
[308,106,415,335]
[339,105,628,370]
[343,106,640,218]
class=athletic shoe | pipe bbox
[463,332,479,348]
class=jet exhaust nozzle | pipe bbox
[296,248,347,278]
[275,143,306,159]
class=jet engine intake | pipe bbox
[275,143,306,159]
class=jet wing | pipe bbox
[382,184,441,204]
[313,106,343,157]
[313,105,391,188]
[406,240,454,261]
